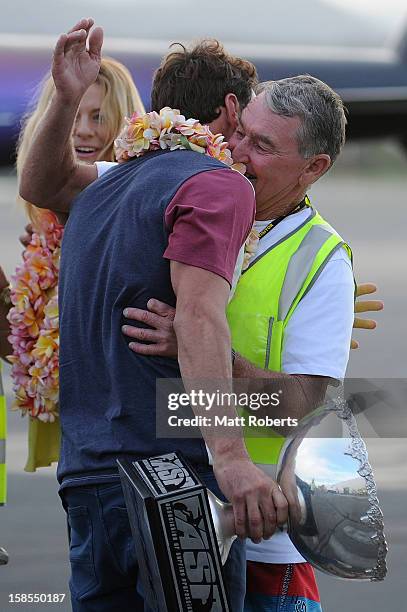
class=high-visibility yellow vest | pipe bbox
[0,362,7,505]
[227,204,353,466]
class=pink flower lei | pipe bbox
[114,106,246,173]
[7,211,63,422]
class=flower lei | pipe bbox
[115,106,259,268]
[115,106,244,169]
[7,211,62,422]
[242,228,259,270]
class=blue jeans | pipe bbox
[60,472,246,611]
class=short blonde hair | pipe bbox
[17,57,145,229]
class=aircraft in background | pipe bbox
[1,28,407,165]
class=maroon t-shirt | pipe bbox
[164,168,255,285]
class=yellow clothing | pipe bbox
[24,417,60,472]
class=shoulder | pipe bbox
[319,244,354,284]
[176,167,255,205]
[329,243,353,266]
[286,245,355,340]
[298,245,354,310]
[166,166,256,223]
[160,150,254,192]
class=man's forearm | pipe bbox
[171,264,289,536]
[174,305,249,460]
[19,92,80,211]
[233,351,329,429]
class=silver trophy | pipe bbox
[119,399,387,611]
[209,398,388,580]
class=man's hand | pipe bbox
[351,283,383,349]
[213,454,288,542]
[53,18,103,103]
[122,299,177,357]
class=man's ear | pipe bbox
[299,154,331,188]
[223,93,240,131]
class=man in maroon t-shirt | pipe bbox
[20,18,289,610]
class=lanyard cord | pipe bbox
[258,196,310,240]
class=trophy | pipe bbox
[118,399,387,610]
[117,453,232,612]
[206,398,388,581]
[276,398,388,581]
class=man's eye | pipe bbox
[255,143,268,153]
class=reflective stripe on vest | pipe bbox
[226,206,353,465]
[0,362,7,505]
[279,224,339,319]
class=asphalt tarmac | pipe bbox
[0,141,406,611]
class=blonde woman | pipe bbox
[17,56,144,225]
[11,57,145,471]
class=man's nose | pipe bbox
[229,138,248,163]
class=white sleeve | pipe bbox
[229,245,245,301]
[282,249,354,380]
[95,161,118,177]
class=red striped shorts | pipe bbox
[244,561,322,611]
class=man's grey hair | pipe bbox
[257,75,347,164]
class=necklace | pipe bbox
[114,106,245,174]
[258,196,310,240]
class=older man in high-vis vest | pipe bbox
[224,77,354,612]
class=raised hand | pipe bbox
[52,18,103,103]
